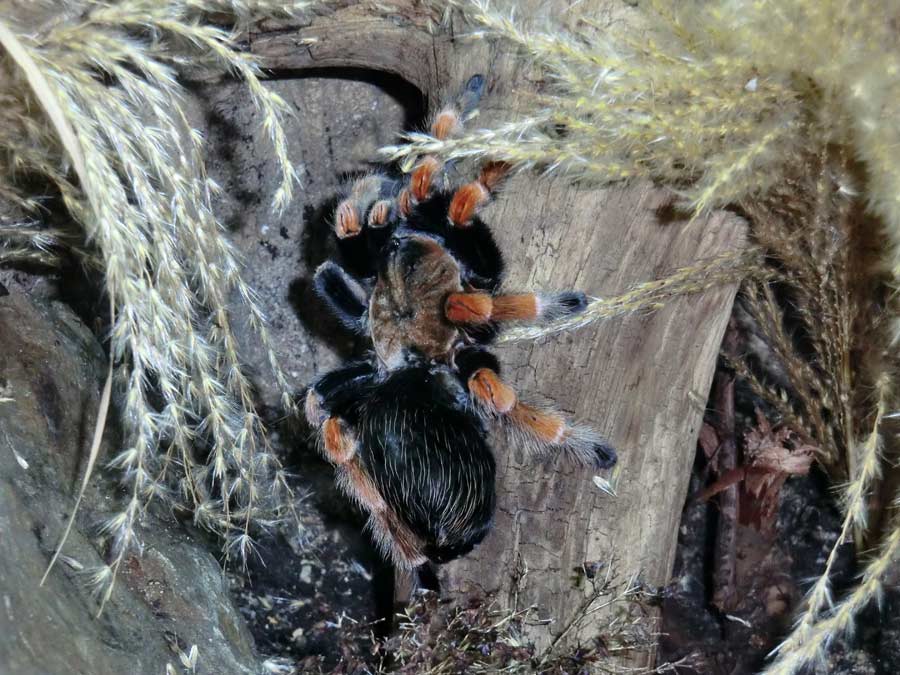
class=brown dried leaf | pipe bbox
[740,408,816,533]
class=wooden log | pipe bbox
[249,1,746,663]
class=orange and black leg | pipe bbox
[305,372,427,569]
[335,455,427,569]
[309,413,427,569]
[445,290,588,326]
[407,75,487,207]
[400,73,489,216]
[457,349,616,469]
[447,160,513,228]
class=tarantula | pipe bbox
[304,75,617,570]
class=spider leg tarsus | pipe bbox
[304,388,327,427]
[446,291,588,326]
[536,290,588,320]
[591,439,618,469]
[458,74,486,118]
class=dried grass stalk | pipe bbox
[499,247,766,343]
[0,0,322,606]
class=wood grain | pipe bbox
[249,1,746,663]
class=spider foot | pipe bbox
[538,291,589,320]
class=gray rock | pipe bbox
[0,292,262,675]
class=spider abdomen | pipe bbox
[357,366,496,564]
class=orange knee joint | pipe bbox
[479,161,512,191]
[445,293,539,324]
[368,199,392,227]
[466,368,568,444]
[323,417,356,464]
[335,200,360,239]
[449,182,489,227]
[411,156,441,202]
[445,292,493,324]
[448,162,511,226]
[432,109,460,140]
[468,368,517,414]
[398,187,412,217]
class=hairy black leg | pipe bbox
[306,360,379,425]
[455,346,501,382]
[313,261,369,333]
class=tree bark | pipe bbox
[249,1,746,663]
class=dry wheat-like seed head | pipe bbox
[0,0,322,608]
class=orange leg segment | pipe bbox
[491,294,538,321]
[322,417,357,465]
[432,108,460,140]
[310,394,427,568]
[448,182,489,227]
[368,199,393,227]
[509,402,566,445]
[445,292,493,324]
[335,199,361,239]
[338,456,426,568]
[398,187,412,217]
[411,156,441,202]
[466,369,571,450]
[468,368,517,414]
[445,292,540,324]
[448,161,512,227]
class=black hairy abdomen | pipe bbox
[354,367,496,564]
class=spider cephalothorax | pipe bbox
[304,75,617,569]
